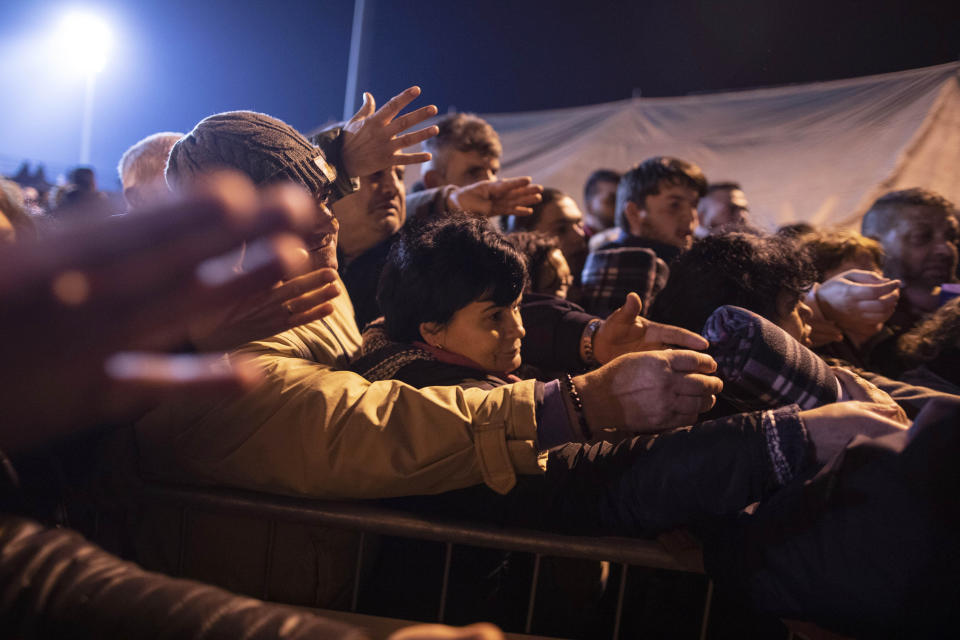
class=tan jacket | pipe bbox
[136,281,543,498]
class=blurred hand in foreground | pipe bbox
[0,171,319,453]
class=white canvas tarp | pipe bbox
[405,62,960,231]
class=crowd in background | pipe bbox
[1,87,958,639]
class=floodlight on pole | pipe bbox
[55,11,113,164]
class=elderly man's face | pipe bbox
[881,207,959,289]
[442,150,500,187]
[333,166,406,260]
[697,188,750,236]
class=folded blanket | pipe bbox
[703,305,840,411]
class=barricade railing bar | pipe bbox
[138,482,712,640]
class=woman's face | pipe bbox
[422,294,526,373]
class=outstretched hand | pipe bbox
[814,269,900,343]
[574,349,722,432]
[592,292,710,364]
[341,86,439,178]
[447,177,544,217]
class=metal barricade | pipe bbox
[139,482,713,640]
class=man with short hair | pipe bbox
[505,187,588,282]
[333,164,407,328]
[598,156,708,263]
[696,181,750,238]
[582,169,620,240]
[419,113,501,188]
[861,188,959,332]
[118,132,183,212]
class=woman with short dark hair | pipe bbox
[355,213,528,388]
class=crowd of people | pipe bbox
[1,85,958,639]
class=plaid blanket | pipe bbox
[703,305,840,411]
[580,247,668,318]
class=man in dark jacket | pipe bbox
[596,156,708,264]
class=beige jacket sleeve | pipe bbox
[136,289,542,499]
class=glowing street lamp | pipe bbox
[54,11,113,164]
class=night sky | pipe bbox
[1,0,957,187]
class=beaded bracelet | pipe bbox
[563,373,592,441]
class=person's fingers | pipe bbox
[491,191,543,216]
[255,181,323,236]
[507,206,534,216]
[838,269,893,285]
[393,126,440,150]
[198,234,310,289]
[664,349,718,374]
[388,622,504,640]
[857,299,896,316]
[113,236,308,352]
[87,177,315,303]
[668,395,708,419]
[700,393,717,413]
[673,372,724,396]
[388,104,439,136]
[104,352,261,397]
[874,289,900,306]
[646,322,710,350]
[845,279,901,299]
[392,151,435,166]
[285,281,340,315]
[288,301,337,326]
[347,91,375,124]
[668,393,717,424]
[488,176,534,193]
[273,267,338,301]
[500,185,544,203]
[373,86,422,123]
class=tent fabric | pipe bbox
[404,62,960,231]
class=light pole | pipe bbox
[343,0,366,120]
[56,12,112,164]
[80,69,97,165]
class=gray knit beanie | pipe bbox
[165,111,337,193]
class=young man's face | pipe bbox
[332,166,406,260]
[441,150,500,187]
[627,183,700,249]
[535,196,588,271]
[585,180,618,228]
[881,207,959,290]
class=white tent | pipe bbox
[404,62,960,231]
